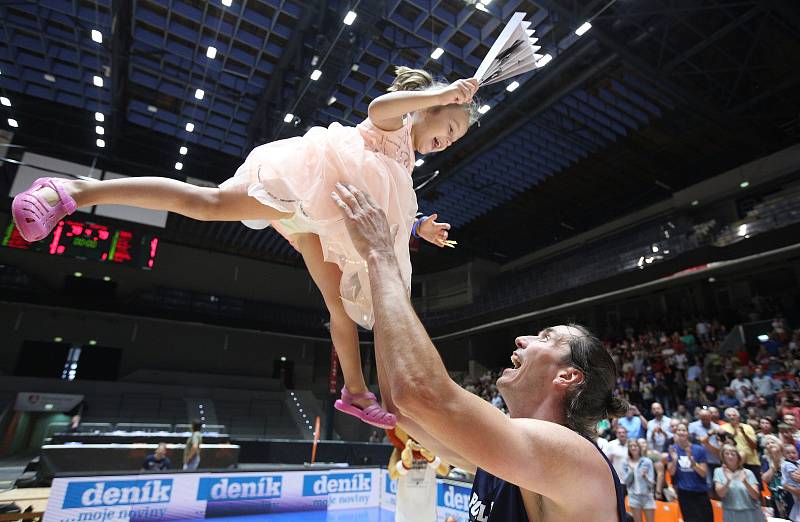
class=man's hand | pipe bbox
[418,213,453,247]
[331,183,396,260]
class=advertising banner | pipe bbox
[45,468,383,522]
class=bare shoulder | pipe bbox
[510,418,618,514]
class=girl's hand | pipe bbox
[436,78,478,106]
[418,213,453,248]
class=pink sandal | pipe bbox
[12,177,77,242]
[334,387,396,429]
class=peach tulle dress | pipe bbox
[218,116,418,329]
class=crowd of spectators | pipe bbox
[459,315,800,521]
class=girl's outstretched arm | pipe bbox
[368,78,477,131]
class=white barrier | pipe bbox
[44,468,469,522]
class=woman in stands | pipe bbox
[714,444,763,522]
[667,422,713,522]
[625,438,656,522]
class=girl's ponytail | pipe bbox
[387,66,435,92]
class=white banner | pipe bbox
[44,468,383,522]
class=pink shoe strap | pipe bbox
[341,387,377,404]
[45,178,77,214]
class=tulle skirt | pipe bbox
[218,122,417,329]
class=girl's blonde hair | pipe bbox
[388,66,480,125]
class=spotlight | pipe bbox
[74,272,83,277]
[478,105,491,114]
[89,340,97,346]
[327,96,337,106]
[94,112,104,122]
[185,122,195,132]
[91,29,102,43]
[280,356,287,361]
[206,46,217,59]
[179,146,188,155]
[54,337,64,342]
[103,276,111,281]
[310,69,322,81]
[739,181,749,189]
[195,89,205,100]
[44,73,56,83]
[147,105,158,113]
[175,162,183,171]
[415,159,424,167]
[283,113,294,123]
[221,0,232,5]
[96,138,105,147]
[431,48,444,60]
[8,118,18,128]
[95,126,104,135]
[0,97,10,106]
[506,81,519,92]
[575,22,592,36]
[536,54,553,67]
[343,11,357,25]
[93,75,103,87]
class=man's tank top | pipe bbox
[467,443,627,521]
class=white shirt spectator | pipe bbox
[730,377,753,400]
[604,438,629,479]
[696,321,709,336]
[646,415,673,439]
[753,374,774,397]
[673,352,688,370]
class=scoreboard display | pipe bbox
[2,218,159,269]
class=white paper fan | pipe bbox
[474,12,546,87]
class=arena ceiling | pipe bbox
[1,0,799,271]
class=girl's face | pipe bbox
[411,105,470,154]
[765,439,781,454]
[785,444,799,461]
[628,440,641,458]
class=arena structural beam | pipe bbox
[529,0,766,151]
[245,3,321,151]
[109,0,133,159]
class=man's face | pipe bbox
[155,445,166,458]
[617,427,627,443]
[727,409,741,423]
[497,326,578,407]
[698,410,712,425]
[784,414,796,426]
[710,407,720,421]
[651,403,664,417]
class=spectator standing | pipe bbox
[761,434,793,519]
[619,405,648,440]
[646,402,672,439]
[142,443,171,472]
[625,439,655,522]
[183,419,202,470]
[781,443,800,522]
[713,444,763,522]
[605,426,631,485]
[667,423,713,522]
[689,409,722,483]
[721,408,763,489]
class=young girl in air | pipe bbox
[12,67,479,428]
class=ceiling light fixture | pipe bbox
[575,21,592,36]
[343,11,357,25]
[431,47,444,59]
